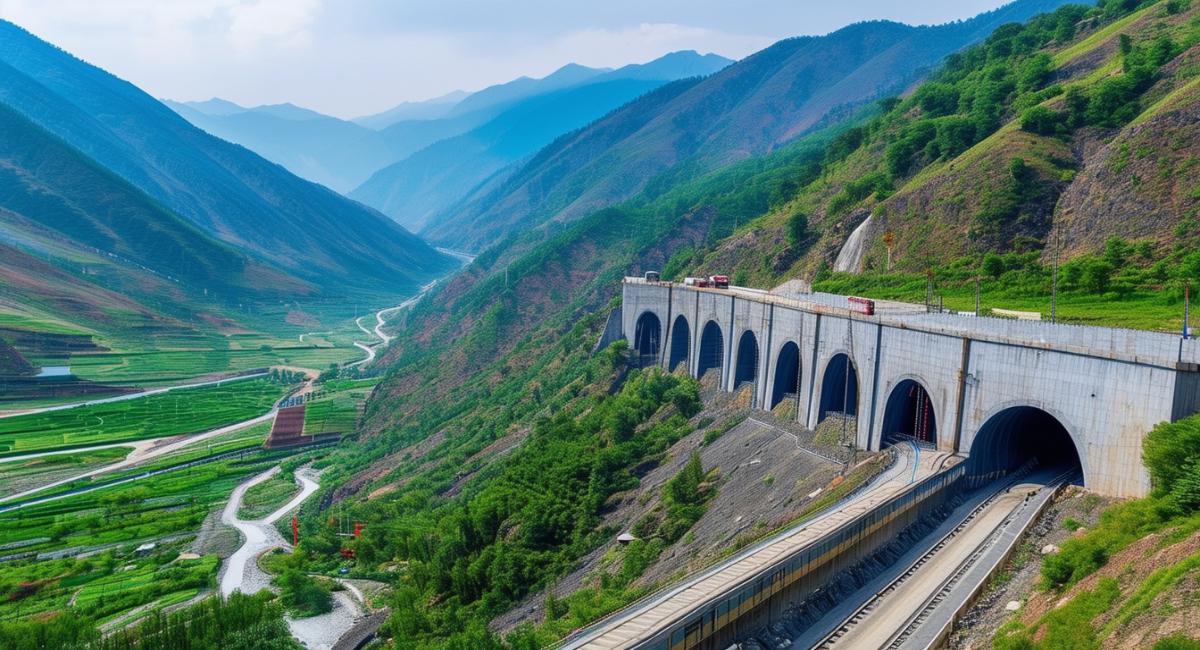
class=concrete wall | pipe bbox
[622,279,1200,497]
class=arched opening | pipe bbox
[881,379,937,447]
[634,312,661,361]
[818,353,859,421]
[697,321,724,381]
[668,315,690,371]
[734,331,759,389]
[771,342,801,410]
[968,407,1083,482]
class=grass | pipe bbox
[0,451,291,557]
[238,471,301,520]
[0,379,288,457]
[815,271,1192,332]
[0,448,129,499]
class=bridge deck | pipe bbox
[560,444,956,650]
[625,278,1197,369]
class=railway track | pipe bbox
[810,464,1076,650]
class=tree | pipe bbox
[982,252,1005,279]
[666,453,705,505]
[1082,259,1114,294]
[787,210,809,246]
[1144,415,1200,496]
[1020,106,1066,137]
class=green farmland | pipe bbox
[0,551,219,625]
[0,379,289,457]
[302,378,378,436]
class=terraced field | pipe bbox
[0,379,287,457]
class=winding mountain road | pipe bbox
[218,465,320,597]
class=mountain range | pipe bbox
[163,52,731,196]
[349,51,734,232]
[0,19,452,334]
[416,0,1081,252]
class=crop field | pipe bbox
[0,379,287,457]
[70,345,359,386]
[302,378,378,436]
[0,550,219,624]
[0,451,290,557]
[0,448,128,499]
[11,422,275,504]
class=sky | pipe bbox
[0,0,1015,119]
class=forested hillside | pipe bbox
[244,2,1200,650]
[680,0,1200,333]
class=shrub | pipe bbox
[983,252,1005,278]
[787,210,809,246]
[1143,415,1200,497]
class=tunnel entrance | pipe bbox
[668,315,690,371]
[698,321,724,382]
[818,353,859,421]
[881,380,937,447]
[734,330,759,389]
[633,312,661,363]
[771,342,801,410]
[968,407,1082,481]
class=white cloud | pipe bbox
[0,0,1016,118]
[225,0,318,52]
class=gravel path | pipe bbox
[287,591,363,650]
[218,466,319,597]
[217,466,357,649]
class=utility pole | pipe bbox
[975,275,981,317]
[883,231,896,272]
[1186,279,1192,340]
[1052,225,1060,324]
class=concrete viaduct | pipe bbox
[618,278,1200,497]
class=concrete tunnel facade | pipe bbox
[619,278,1200,498]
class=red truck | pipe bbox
[848,296,876,315]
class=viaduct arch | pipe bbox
[619,277,1200,497]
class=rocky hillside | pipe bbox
[691,0,1200,288]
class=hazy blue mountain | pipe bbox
[163,98,396,192]
[421,0,1080,251]
[176,97,247,116]
[352,90,471,130]
[0,20,453,297]
[352,51,734,231]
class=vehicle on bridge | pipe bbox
[848,296,875,315]
[644,271,661,282]
[684,277,710,288]
[710,275,729,289]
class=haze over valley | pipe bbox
[4,2,1200,650]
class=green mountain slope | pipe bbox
[668,0,1200,334]
[422,0,1081,253]
[126,2,1200,650]
[0,20,453,298]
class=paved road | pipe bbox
[348,282,437,368]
